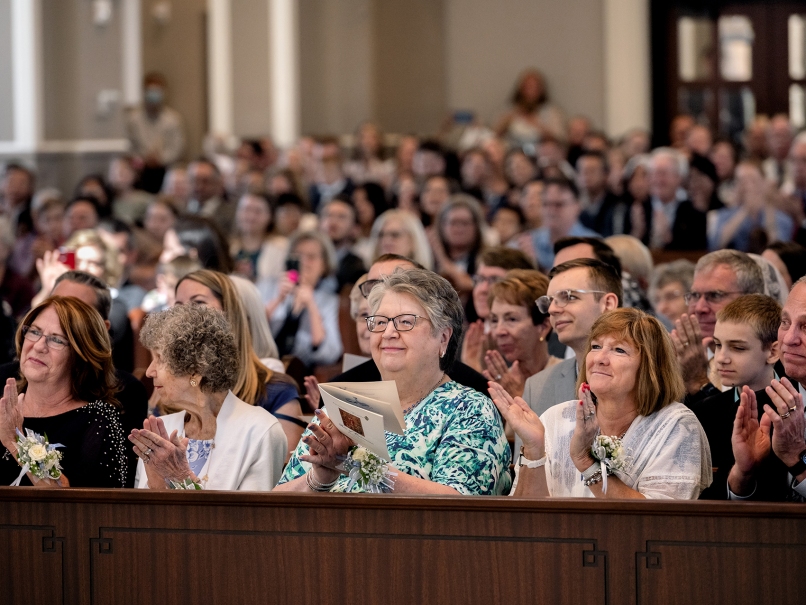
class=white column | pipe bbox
[121,0,142,106]
[269,0,299,148]
[603,0,651,138]
[1,0,42,153]
[207,0,234,136]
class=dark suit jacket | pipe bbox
[330,359,490,400]
[0,361,148,488]
[687,365,790,501]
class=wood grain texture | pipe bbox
[1,489,805,605]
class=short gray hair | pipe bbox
[651,259,695,295]
[695,249,764,294]
[367,268,463,372]
[140,304,238,393]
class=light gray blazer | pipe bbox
[514,357,578,456]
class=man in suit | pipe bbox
[515,259,622,455]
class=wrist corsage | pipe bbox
[590,434,629,493]
[166,477,203,490]
[338,446,397,493]
[11,428,64,486]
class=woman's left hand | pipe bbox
[129,416,194,485]
[300,410,354,472]
[570,383,599,472]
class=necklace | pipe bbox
[402,373,445,415]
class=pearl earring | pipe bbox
[190,379,198,387]
[539,336,544,342]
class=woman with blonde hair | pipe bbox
[492,308,712,499]
[369,209,433,270]
[176,269,304,455]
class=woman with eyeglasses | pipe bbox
[0,296,126,488]
[275,269,511,495]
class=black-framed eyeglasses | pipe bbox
[21,326,69,350]
[365,314,428,333]
[535,289,606,314]
[358,279,382,298]
[471,274,503,287]
[683,290,742,305]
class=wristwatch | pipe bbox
[787,448,806,477]
[517,446,547,468]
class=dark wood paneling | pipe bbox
[2,489,806,605]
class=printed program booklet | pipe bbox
[318,381,405,460]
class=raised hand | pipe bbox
[671,313,711,394]
[460,320,485,372]
[482,350,527,398]
[489,381,544,457]
[570,383,599,472]
[763,378,806,469]
[728,386,771,495]
[303,375,321,410]
[0,378,24,450]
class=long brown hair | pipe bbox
[176,270,268,404]
[16,296,119,406]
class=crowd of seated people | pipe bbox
[3,67,806,502]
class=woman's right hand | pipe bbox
[489,381,544,457]
[35,249,70,295]
[0,378,24,450]
[460,320,485,372]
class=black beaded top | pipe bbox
[0,401,127,488]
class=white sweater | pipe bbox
[135,391,287,491]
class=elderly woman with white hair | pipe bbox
[131,304,287,490]
[259,230,343,370]
[274,269,511,495]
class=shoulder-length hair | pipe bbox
[176,269,268,404]
[437,194,486,259]
[369,209,434,270]
[16,296,119,407]
[577,308,684,416]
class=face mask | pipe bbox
[145,88,164,106]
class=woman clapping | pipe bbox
[492,308,712,499]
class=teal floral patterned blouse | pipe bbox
[278,381,512,495]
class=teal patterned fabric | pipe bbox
[278,382,512,495]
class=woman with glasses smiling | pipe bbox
[0,296,126,488]
[275,269,511,495]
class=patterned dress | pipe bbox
[278,381,512,495]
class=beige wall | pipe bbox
[0,0,13,141]
[141,0,208,159]
[444,0,605,130]
[298,0,373,136]
[41,0,126,140]
[298,0,609,137]
[231,0,272,138]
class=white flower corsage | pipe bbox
[11,428,64,485]
[590,434,629,493]
[167,477,203,490]
[338,446,396,493]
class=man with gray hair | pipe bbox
[673,249,765,402]
[645,147,706,250]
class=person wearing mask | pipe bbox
[125,72,185,193]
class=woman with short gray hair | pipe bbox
[131,304,287,491]
[276,269,511,495]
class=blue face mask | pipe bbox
[145,87,164,106]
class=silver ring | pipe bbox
[683,341,689,347]
[781,411,792,419]
[789,405,797,412]
[145,448,152,456]
[496,374,502,380]
[583,414,593,421]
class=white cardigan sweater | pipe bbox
[135,391,288,491]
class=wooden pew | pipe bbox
[1,488,804,605]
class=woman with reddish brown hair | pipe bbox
[0,296,126,488]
